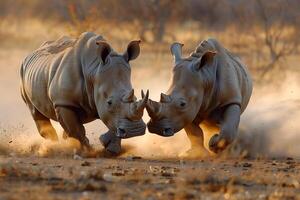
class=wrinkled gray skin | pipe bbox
[146,39,252,156]
[20,32,148,155]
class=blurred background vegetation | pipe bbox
[0,0,299,82]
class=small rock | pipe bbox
[149,166,160,174]
[112,171,125,176]
[81,161,91,167]
[103,172,121,182]
[126,156,142,161]
[286,160,295,165]
[242,163,252,168]
[180,160,186,165]
[292,179,300,189]
[73,154,83,160]
[161,171,173,177]
[79,171,89,178]
[9,153,16,157]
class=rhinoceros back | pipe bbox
[214,39,252,113]
[21,37,75,118]
[192,38,253,114]
[20,32,103,120]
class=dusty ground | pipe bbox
[1,155,300,200]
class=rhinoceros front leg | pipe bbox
[209,104,241,153]
[99,130,121,155]
[179,123,209,158]
[55,107,90,150]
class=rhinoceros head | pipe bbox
[146,42,216,137]
[93,40,148,138]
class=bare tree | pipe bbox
[254,0,299,79]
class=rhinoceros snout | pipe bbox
[162,128,174,137]
[148,126,174,137]
[115,120,146,139]
[116,128,126,138]
[147,119,175,137]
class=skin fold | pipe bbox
[20,32,148,155]
[146,38,253,157]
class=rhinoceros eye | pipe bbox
[178,99,187,108]
[107,99,113,106]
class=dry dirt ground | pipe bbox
[1,155,300,200]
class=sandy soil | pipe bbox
[1,155,300,200]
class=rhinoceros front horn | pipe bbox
[137,89,149,113]
[129,90,149,119]
[170,42,184,64]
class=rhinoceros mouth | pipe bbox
[147,119,179,137]
[115,118,146,138]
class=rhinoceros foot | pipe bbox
[99,131,122,155]
[179,147,210,159]
[99,132,113,148]
[209,134,231,154]
[105,139,121,155]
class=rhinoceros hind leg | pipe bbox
[181,123,209,158]
[35,119,59,141]
[99,130,121,155]
[55,107,90,149]
[30,106,58,141]
[209,104,241,153]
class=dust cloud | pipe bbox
[124,71,300,158]
[236,74,300,158]
[0,48,299,159]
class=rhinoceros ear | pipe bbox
[194,51,216,71]
[96,41,112,64]
[170,42,184,64]
[123,40,141,62]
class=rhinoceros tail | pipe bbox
[19,62,24,81]
[19,62,26,103]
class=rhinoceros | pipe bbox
[20,32,148,154]
[146,38,252,157]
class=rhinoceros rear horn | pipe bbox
[96,41,112,64]
[170,42,184,64]
[122,89,135,103]
[123,40,141,62]
[160,93,172,103]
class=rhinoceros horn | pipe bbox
[122,89,135,103]
[137,89,149,113]
[129,90,149,119]
[145,98,161,119]
[160,93,172,103]
[170,42,184,64]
